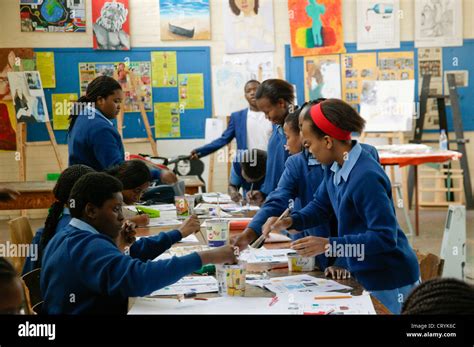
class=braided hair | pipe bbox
[39,165,95,257]
[68,76,122,132]
[402,278,474,314]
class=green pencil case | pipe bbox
[135,206,161,218]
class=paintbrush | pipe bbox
[249,207,290,249]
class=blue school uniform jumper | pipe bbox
[229,161,264,197]
[22,207,71,275]
[68,107,161,180]
[41,218,202,314]
[289,141,419,314]
[260,125,289,196]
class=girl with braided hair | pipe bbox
[0,257,24,314]
[22,165,95,275]
[402,278,474,314]
[68,76,177,185]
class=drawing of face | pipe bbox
[235,0,256,16]
[97,1,128,32]
[177,160,191,176]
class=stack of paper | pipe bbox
[150,276,218,296]
[239,247,293,265]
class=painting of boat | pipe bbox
[168,22,195,38]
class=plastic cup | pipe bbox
[288,252,315,272]
[215,263,246,297]
[205,219,229,247]
[175,196,189,219]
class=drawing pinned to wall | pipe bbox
[8,71,49,123]
[223,52,274,81]
[20,0,86,33]
[341,53,377,107]
[92,0,130,50]
[415,0,463,48]
[0,101,17,151]
[360,79,415,132]
[79,61,152,112]
[303,55,341,101]
[224,0,275,54]
[0,49,35,101]
[288,0,345,57]
[417,47,443,129]
[159,0,211,40]
[356,0,400,50]
[35,52,56,88]
[378,51,415,80]
[212,63,249,116]
[52,93,78,130]
[154,102,181,138]
[151,51,178,87]
[178,73,204,109]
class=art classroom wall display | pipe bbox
[92,0,131,50]
[159,0,211,40]
[20,0,86,33]
[288,0,345,57]
[224,0,275,54]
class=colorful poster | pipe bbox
[35,52,56,88]
[0,48,35,101]
[378,51,415,80]
[288,0,345,57]
[92,0,130,50]
[360,80,415,132]
[52,93,78,130]
[8,71,49,123]
[20,0,86,33]
[224,0,275,54]
[415,0,463,48]
[0,101,17,151]
[159,0,211,40]
[78,61,152,113]
[341,53,377,106]
[417,47,443,129]
[178,74,204,110]
[154,102,181,138]
[303,55,341,101]
[356,0,400,51]
[151,51,178,87]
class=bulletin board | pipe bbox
[285,39,474,132]
[26,46,212,143]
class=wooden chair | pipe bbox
[415,250,445,282]
[8,216,34,273]
[22,268,42,309]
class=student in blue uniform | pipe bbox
[228,149,266,203]
[68,76,176,184]
[248,79,295,206]
[41,172,237,314]
[0,257,24,315]
[268,99,420,313]
[190,80,272,160]
[22,165,95,275]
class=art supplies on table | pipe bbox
[287,252,316,272]
[239,247,293,266]
[201,193,233,204]
[146,218,181,228]
[204,218,230,247]
[215,264,246,296]
[149,276,218,296]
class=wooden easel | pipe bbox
[116,69,158,156]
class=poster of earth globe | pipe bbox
[20,0,86,33]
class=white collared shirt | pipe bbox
[246,109,273,151]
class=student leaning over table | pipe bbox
[266,99,420,314]
[41,172,237,314]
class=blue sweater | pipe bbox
[68,107,160,179]
[260,125,289,196]
[290,143,419,291]
[229,161,264,197]
[195,109,248,157]
[41,219,202,314]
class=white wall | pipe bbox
[0,0,473,218]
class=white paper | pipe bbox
[212,63,250,116]
[265,233,291,243]
[179,233,199,243]
[201,193,233,204]
[304,55,342,100]
[356,0,400,50]
[415,0,463,48]
[150,276,218,296]
[240,247,293,265]
[147,218,181,227]
[223,53,275,81]
[204,118,225,143]
[360,80,415,132]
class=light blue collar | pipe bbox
[63,207,70,215]
[69,218,99,234]
[276,124,284,135]
[86,106,113,126]
[305,150,320,167]
[330,141,362,186]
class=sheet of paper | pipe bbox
[341,53,378,106]
[150,276,217,296]
[154,102,181,138]
[178,73,204,109]
[52,93,77,130]
[151,51,178,87]
[201,193,233,204]
[265,233,291,243]
[35,52,56,88]
[147,218,181,227]
[240,248,293,265]
[378,51,415,81]
[303,55,342,102]
[179,233,199,243]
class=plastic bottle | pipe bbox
[439,129,448,151]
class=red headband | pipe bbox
[310,103,351,141]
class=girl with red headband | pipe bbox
[268,98,420,314]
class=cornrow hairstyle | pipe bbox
[0,257,17,282]
[39,165,95,257]
[229,0,259,15]
[69,172,123,219]
[303,98,366,138]
[240,149,267,182]
[284,106,302,134]
[255,79,295,105]
[106,159,152,190]
[402,278,474,315]
[68,76,122,132]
